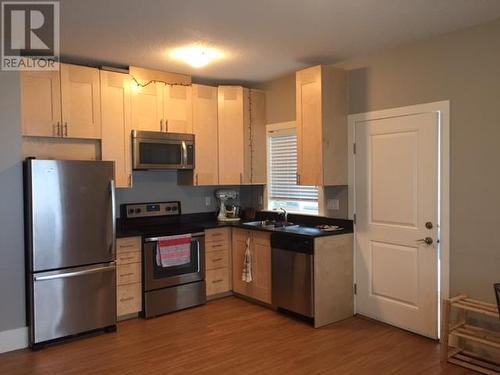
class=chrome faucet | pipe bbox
[279,208,288,226]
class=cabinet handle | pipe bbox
[240,173,243,184]
[212,279,223,284]
[120,257,135,262]
[160,119,163,132]
[195,173,198,186]
[119,244,136,248]
[119,297,134,302]
[128,174,132,187]
[63,122,68,137]
[165,119,169,132]
[54,122,60,136]
[212,258,223,262]
[119,272,135,277]
[296,173,300,184]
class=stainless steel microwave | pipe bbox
[132,130,195,170]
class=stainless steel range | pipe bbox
[120,201,206,318]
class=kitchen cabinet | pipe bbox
[131,83,192,133]
[296,65,348,186]
[60,64,102,139]
[217,86,266,185]
[205,228,232,298]
[116,236,142,319]
[100,70,133,188]
[21,70,61,137]
[130,81,164,132]
[178,84,219,186]
[21,63,101,139]
[164,85,192,133]
[232,229,271,304]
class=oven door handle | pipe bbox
[145,233,205,242]
[196,239,201,273]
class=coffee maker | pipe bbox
[215,189,240,222]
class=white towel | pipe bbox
[241,237,252,283]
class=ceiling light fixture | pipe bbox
[169,44,224,68]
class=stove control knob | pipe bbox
[166,206,171,211]
[135,208,141,214]
[172,206,178,211]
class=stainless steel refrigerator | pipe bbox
[25,159,117,348]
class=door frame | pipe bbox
[347,101,450,338]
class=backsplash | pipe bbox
[115,171,243,216]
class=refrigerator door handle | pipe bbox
[110,179,116,257]
[34,263,116,281]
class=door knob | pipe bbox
[425,221,433,229]
[417,237,433,245]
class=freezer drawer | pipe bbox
[30,263,116,345]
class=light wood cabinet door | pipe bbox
[231,229,253,297]
[192,84,219,185]
[164,85,192,133]
[247,89,267,184]
[21,70,62,137]
[131,81,163,132]
[218,86,245,185]
[60,64,101,139]
[251,231,272,304]
[100,70,132,188]
[296,65,323,186]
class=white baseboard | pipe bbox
[0,326,28,353]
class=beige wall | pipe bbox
[260,18,500,302]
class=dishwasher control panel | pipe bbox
[270,233,313,254]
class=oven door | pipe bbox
[143,233,205,291]
[133,133,194,170]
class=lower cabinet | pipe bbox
[116,236,142,318]
[232,229,272,304]
[205,228,232,297]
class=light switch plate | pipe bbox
[205,196,212,206]
[327,199,340,210]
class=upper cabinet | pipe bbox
[130,81,164,132]
[60,64,102,139]
[296,65,348,186]
[21,63,101,139]
[21,70,61,137]
[100,70,132,188]
[191,84,219,185]
[129,66,192,133]
[164,85,192,133]
[218,86,266,185]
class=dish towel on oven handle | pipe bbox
[156,234,192,268]
[241,237,252,283]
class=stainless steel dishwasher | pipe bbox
[271,233,314,318]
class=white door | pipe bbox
[355,111,439,338]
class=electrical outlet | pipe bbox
[327,199,340,210]
[205,196,212,206]
[258,195,263,205]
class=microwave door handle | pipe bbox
[182,141,188,168]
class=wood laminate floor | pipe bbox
[0,297,474,374]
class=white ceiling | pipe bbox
[60,0,500,84]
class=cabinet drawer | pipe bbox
[206,240,229,253]
[116,236,141,254]
[117,262,141,285]
[117,251,141,265]
[205,250,228,270]
[205,228,229,243]
[117,283,141,316]
[206,268,230,296]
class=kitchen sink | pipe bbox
[241,221,300,230]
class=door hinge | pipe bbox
[354,283,357,295]
[353,213,357,225]
[353,143,356,154]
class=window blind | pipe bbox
[268,133,318,201]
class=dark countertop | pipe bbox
[117,211,353,239]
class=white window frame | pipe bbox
[265,121,324,216]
